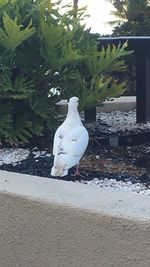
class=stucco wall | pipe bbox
[0,192,149,267]
[0,170,150,267]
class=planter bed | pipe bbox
[0,110,150,195]
[1,109,150,266]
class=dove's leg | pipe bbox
[72,164,85,178]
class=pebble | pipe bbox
[84,177,149,195]
[0,148,30,165]
[33,150,47,158]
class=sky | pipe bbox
[77,0,115,34]
[61,0,115,34]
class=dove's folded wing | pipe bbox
[52,125,65,155]
[54,125,89,170]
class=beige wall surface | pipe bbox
[0,193,150,267]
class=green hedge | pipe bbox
[0,0,132,143]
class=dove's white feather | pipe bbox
[51,97,89,177]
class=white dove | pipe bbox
[51,96,89,177]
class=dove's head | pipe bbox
[68,97,79,109]
[67,96,81,118]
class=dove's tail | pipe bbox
[51,165,68,177]
[51,140,69,177]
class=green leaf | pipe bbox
[79,75,127,110]
[39,19,82,70]
[0,12,35,52]
[0,102,13,139]
[0,0,9,6]
[0,74,34,99]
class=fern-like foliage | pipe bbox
[11,116,33,143]
[0,12,35,52]
[0,103,13,139]
[81,42,132,77]
[39,19,82,70]
[57,41,133,110]
[9,103,45,142]
[0,0,9,7]
[0,74,34,99]
[80,76,127,110]
[78,42,133,109]
[0,0,133,143]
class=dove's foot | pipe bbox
[71,165,85,178]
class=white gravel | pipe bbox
[0,148,30,166]
[32,150,47,158]
[80,178,150,196]
[98,110,150,132]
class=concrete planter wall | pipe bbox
[56,96,136,113]
[0,170,150,267]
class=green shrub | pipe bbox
[0,0,132,143]
[57,40,132,110]
[0,0,66,142]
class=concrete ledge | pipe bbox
[56,96,136,113]
[0,170,150,267]
[97,96,136,112]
